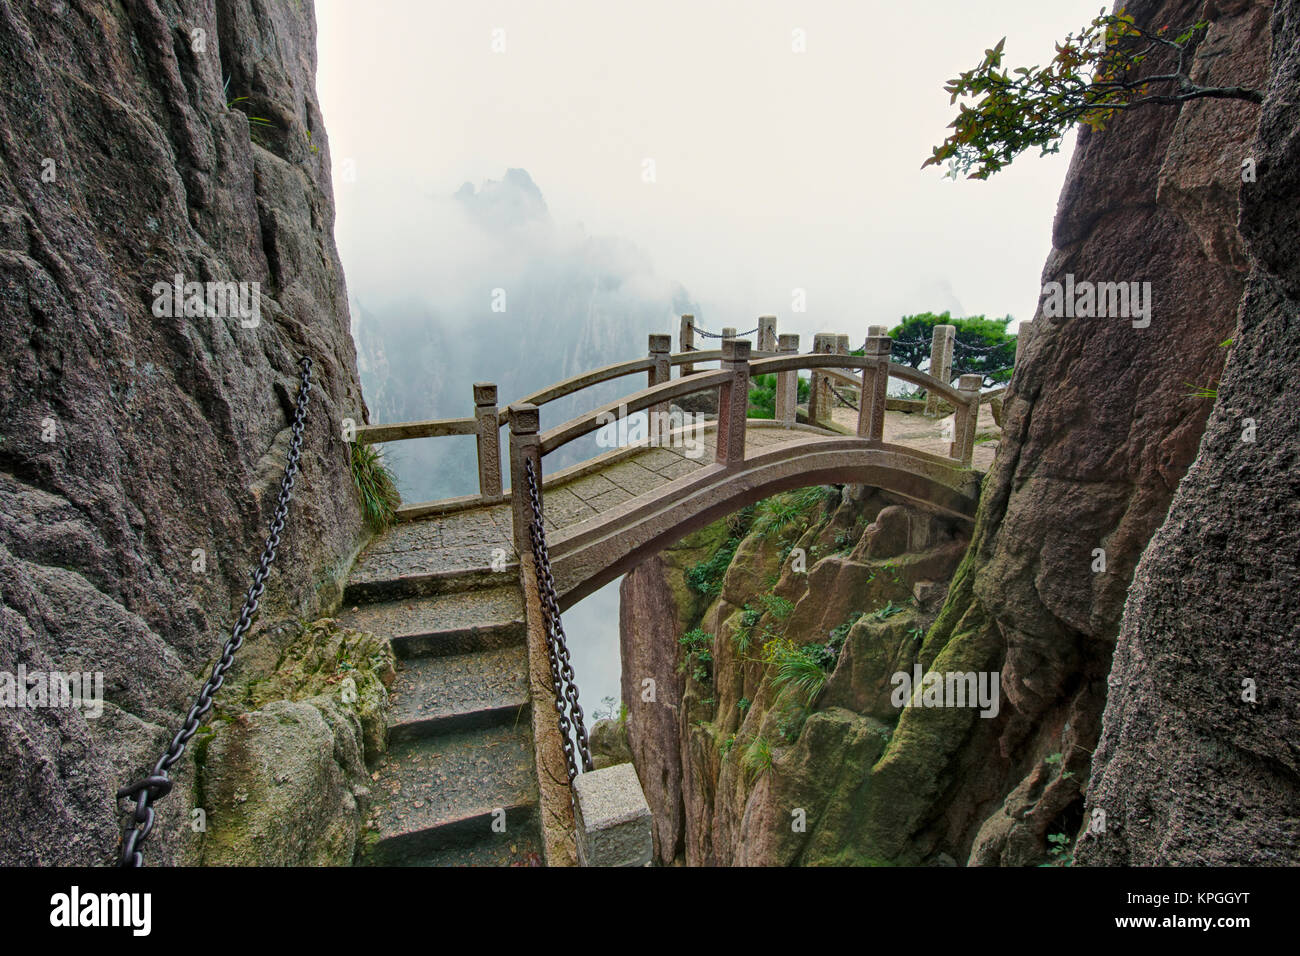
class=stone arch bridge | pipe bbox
[339,318,1003,867]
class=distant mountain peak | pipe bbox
[454,167,549,228]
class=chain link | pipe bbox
[952,339,1012,356]
[695,324,760,339]
[115,356,313,867]
[522,457,593,781]
[828,382,860,411]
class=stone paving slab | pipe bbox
[565,473,622,502]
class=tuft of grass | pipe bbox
[742,735,773,780]
[765,637,833,704]
[751,487,827,540]
[350,443,400,530]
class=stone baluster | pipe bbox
[648,333,672,445]
[807,332,834,427]
[508,403,542,553]
[925,323,956,417]
[679,314,695,377]
[775,333,799,427]
[715,338,751,466]
[951,374,983,466]
[474,382,503,502]
[859,333,892,442]
[758,315,777,353]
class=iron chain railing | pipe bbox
[115,356,313,867]
[695,324,760,339]
[828,381,860,411]
[952,339,1011,355]
[522,457,593,781]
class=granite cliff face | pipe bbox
[1077,0,1300,866]
[621,489,974,865]
[619,0,1277,866]
[0,0,371,865]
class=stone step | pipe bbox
[367,811,544,867]
[363,723,539,864]
[343,562,514,605]
[343,506,517,604]
[387,645,530,742]
[337,586,525,659]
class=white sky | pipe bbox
[316,0,1105,341]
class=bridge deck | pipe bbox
[345,406,997,603]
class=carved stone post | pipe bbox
[474,382,503,502]
[715,338,751,467]
[679,314,695,376]
[775,333,799,427]
[951,374,983,466]
[722,326,737,340]
[648,333,672,444]
[832,334,851,409]
[925,323,956,417]
[807,332,834,427]
[757,315,777,353]
[508,403,542,554]
[859,333,892,442]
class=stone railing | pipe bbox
[504,336,981,553]
[355,317,990,520]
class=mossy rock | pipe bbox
[197,618,396,865]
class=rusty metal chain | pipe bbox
[696,324,760,339]
[115,356,313,867]
[522,457,593,781]
[828,381,860,411]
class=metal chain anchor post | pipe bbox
[522,457,593,781]
[115,356,313,867]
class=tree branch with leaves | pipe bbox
[924,8,1263,180]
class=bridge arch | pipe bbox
[547,435,981,609]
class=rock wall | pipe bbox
[0,0,369,865]
[621,488,973,865]
[912,0,1271,867]
[1077,0,1299,866]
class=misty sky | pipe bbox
[317,0,1104,341]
